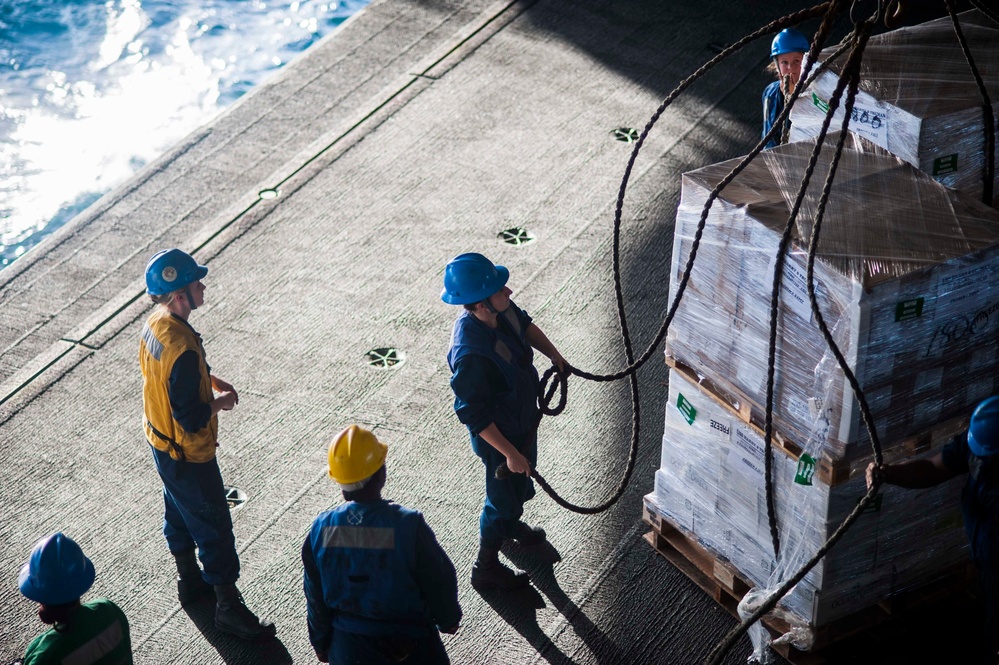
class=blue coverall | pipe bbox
[148,316,239,585]
[302,500,461,664]
[762,80,786,150]
[448,303,540,550]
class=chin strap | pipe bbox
[184,284,198,311]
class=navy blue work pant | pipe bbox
[330,628,449,665]
[470,429,537,550]
[150,445,240,585]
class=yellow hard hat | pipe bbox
[328,425,388,489]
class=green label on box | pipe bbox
[895,297,924,322]
[811,93,830,113]
[677,393,697,425]
[933,153,959,176]
[795,454,816,486]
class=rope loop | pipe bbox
[538,363,568,417]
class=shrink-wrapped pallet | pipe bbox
[789,9,999,206]
[654,367,968,633]
[666,132,999,462]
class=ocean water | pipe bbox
[0,0,368,268]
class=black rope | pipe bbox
[759,0,850,559]
[945,0,996,206]
[570,2,835,386]
[707,18,881,665]
[967,0,999,25]
[709,3,999,657]
[780,74,794,147]
[511,3,836,516]
[525,0,964,659]
[710,16,908,663]
[523,4,978,656]
[803,57,884,471]
[760,1,853,557]
[707,486,882,665]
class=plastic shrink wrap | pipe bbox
[788,9,998,207]
[666,132,999,464]
[653,367,968,635]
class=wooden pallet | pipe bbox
[665,355,971,486]
[642,495,977,664]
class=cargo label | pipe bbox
[677,392,697,425]
[932,153,959,176]
[794,453,817,486]
[729,427,766,481]
[894,297,924,322]
[810,92,888,144]
[767,249,814,322]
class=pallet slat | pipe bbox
[642,494,976,663]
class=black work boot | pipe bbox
[173,550,212,605]
[470,546,530,591]
[514,521,547,547]
[514,521,562,563]
[214,584,277,640]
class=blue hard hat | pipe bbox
[440,253,509,305]
[18,533,96,605]
[968,396,999,457]
[145,248,208,296]
[771,28,810,59]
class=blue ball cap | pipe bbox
[145,248,208,296]
[18,533,96,605]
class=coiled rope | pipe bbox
[518,1,836,515]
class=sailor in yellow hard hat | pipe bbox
[302,425,463,664]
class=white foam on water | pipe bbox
[0,0,367,266]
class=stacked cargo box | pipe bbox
[653,368,967,629]
[789,9,999,207]
[652,131,999,645]
[667,133,999,464]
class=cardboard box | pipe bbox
[789,9,999,206]
[667,132,999,460]
[654,368,969,630]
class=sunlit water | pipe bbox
[0,0,368,268]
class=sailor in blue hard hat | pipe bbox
[762,28,811,150]
[867,396,999,661]
[18,532,133,664]
[442,253,566,591]
[140,248,276,640]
